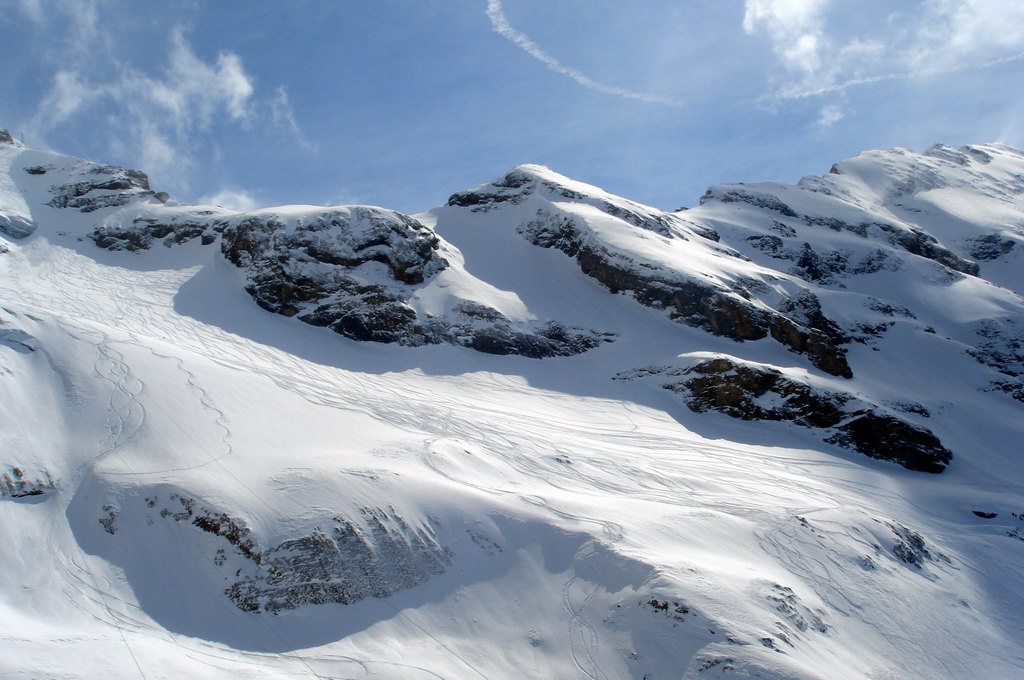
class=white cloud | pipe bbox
[269,87,316,151]
[485,0,684,107]
[748,0,1024,101]
[19,2,312,196]
[912,0,1024,67]
[743,0,832,75]
[34,71,96,124]
[197,187,260,212]
[26,24,258,191]
[815,104,845,127]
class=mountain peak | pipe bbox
[0,129,20,147]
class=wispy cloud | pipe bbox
[27,26,257,191]
[19,1,312,196]
[485,0,684,107]
[814,104,845,128]
[777,49,1024,101]
[269,86,316,152]
[746,0,1024,102]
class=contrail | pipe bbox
[485,0,685,107]
[769,50,1024,101]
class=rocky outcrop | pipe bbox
[0,466,56,499]
[968,233,1016,261]
[229,508,450,613]
[886,522,948,568]
[700,184,980,278]
[86,200,610,357]
[447,168,536,211]
[519,209,852,377]
[633,357,950,472]
[147,494,449,613]
[746,236,903,284]
[220,207,436,341]
[46,162,153,213]
[700,187,799,218]
[218,206,609,357]
[91,210,221,250]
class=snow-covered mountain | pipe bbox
[2,127,1022,679]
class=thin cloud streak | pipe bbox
[771,49,1024,101]
[485,0,684,108]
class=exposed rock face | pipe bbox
[148,494,449,613]
[229,509,450,613]
[968,233,1016,261]
[46,162,153,213]
[448,169,536,211]
[747,236,904,284]
[91,209,221,251]
[703,190,977,278]
[642,357,951,472]
[87,200,610,357]
[518,207,852,377]
[886,522,948,568]
[218,206,609,357]
[220,206,448,313]
[970,318,1024,377]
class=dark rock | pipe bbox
[969,319,1024,377]
[0,129,13,145]
[519,211,851,376]
[746,234,786,257]
[447,168,536,211]
[91,215,216,251]
[766,584,828,634]
[47,163,152,213]
[827,412,951,473]
[989,379,1024,404]
[661,357,950,472]
[99,504,119,534]
[877,223,978,275]
[792,243,850,283]
[1,466,56,499]
[672,358,849,428]
[149,495,449,613]
[220,207,609,357]
[972,511,997,519]
[701,188,798,218]
[228,508,449,613]
[968,233,1016,261]
[886,523,946,566]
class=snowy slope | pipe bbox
[1,131,1023,679]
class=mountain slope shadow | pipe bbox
[65,472,653,652]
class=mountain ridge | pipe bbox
[1,129,1022,679]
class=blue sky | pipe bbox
[2,0,1023,213]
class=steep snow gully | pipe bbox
[1,129,1023,679]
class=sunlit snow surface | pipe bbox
[1,138,1023,679]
